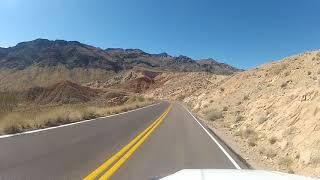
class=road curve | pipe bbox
[0,102,246,180]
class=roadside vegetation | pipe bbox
[205,108,223,121]
[0,92,18,113]
[0,95,153,135]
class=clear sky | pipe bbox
[0,0,319,69]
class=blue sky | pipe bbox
[0,0,319,69]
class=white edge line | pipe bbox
[0,102,161,139]
[182,105,242,170]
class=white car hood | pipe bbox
[160,169,317,180]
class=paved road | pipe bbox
[0,102,246,180]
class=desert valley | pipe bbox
[1,39,320,177]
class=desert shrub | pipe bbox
[45,117,71,127]
[235,115,244,122]
[280,81,288,88]
[284,71,290,77]
[257,116,268,124]
[3,123,24,134]
[278,156,293,168]
[126,96,145,103]
[82,110,98,120]
[205,109,223,121]
[288,168,295,174]
[222,106,228,111]
[243,95,249,101]
[268,136,277,144]
[3,120,32,134]
[240,126,259,147]
[282,127,296,137]
[271,63,287,75]
[177,95,186,101]
[310,150,320,166]
[219,87,225,92]
[308,71,312,75]
[136,96,145,102]
[259,147,277,158]
[234,129,241,136]
[240,126,255,138]
[247,136,257,146]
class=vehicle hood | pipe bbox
[160,169,317,180]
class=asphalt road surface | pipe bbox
[0,102,247,180]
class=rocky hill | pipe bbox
[0,39,240,90]
[144,50,320,176]
[25,81,101,104]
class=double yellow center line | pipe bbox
[84,105,172,180]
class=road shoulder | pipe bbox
[179,102,253,170]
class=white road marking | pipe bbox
[0,103,161,139]
[182,105,242,169]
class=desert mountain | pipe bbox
[0,39,240,90]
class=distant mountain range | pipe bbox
[0,39,240,90]
[0,39,240,74]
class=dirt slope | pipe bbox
[144,50,320,177]
[145,72,227,100]
[26,81,100,104]
[86,68,161,93]
[0,65,115,91]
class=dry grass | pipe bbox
[268,136,277,145]
[177,95,186,101]
[222,106,228,111]
[257,116,268,124]
[0,92,18,113]
[310,151,320,166]
[240,126,256,138]
[235,115,244,122]
[247,136,257,146]
[239,126,259,146]
[259,147,277,158]
[280,81,288,88]
[0,96,153,135]
[278,156,294,169]
[205,108,223,121]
